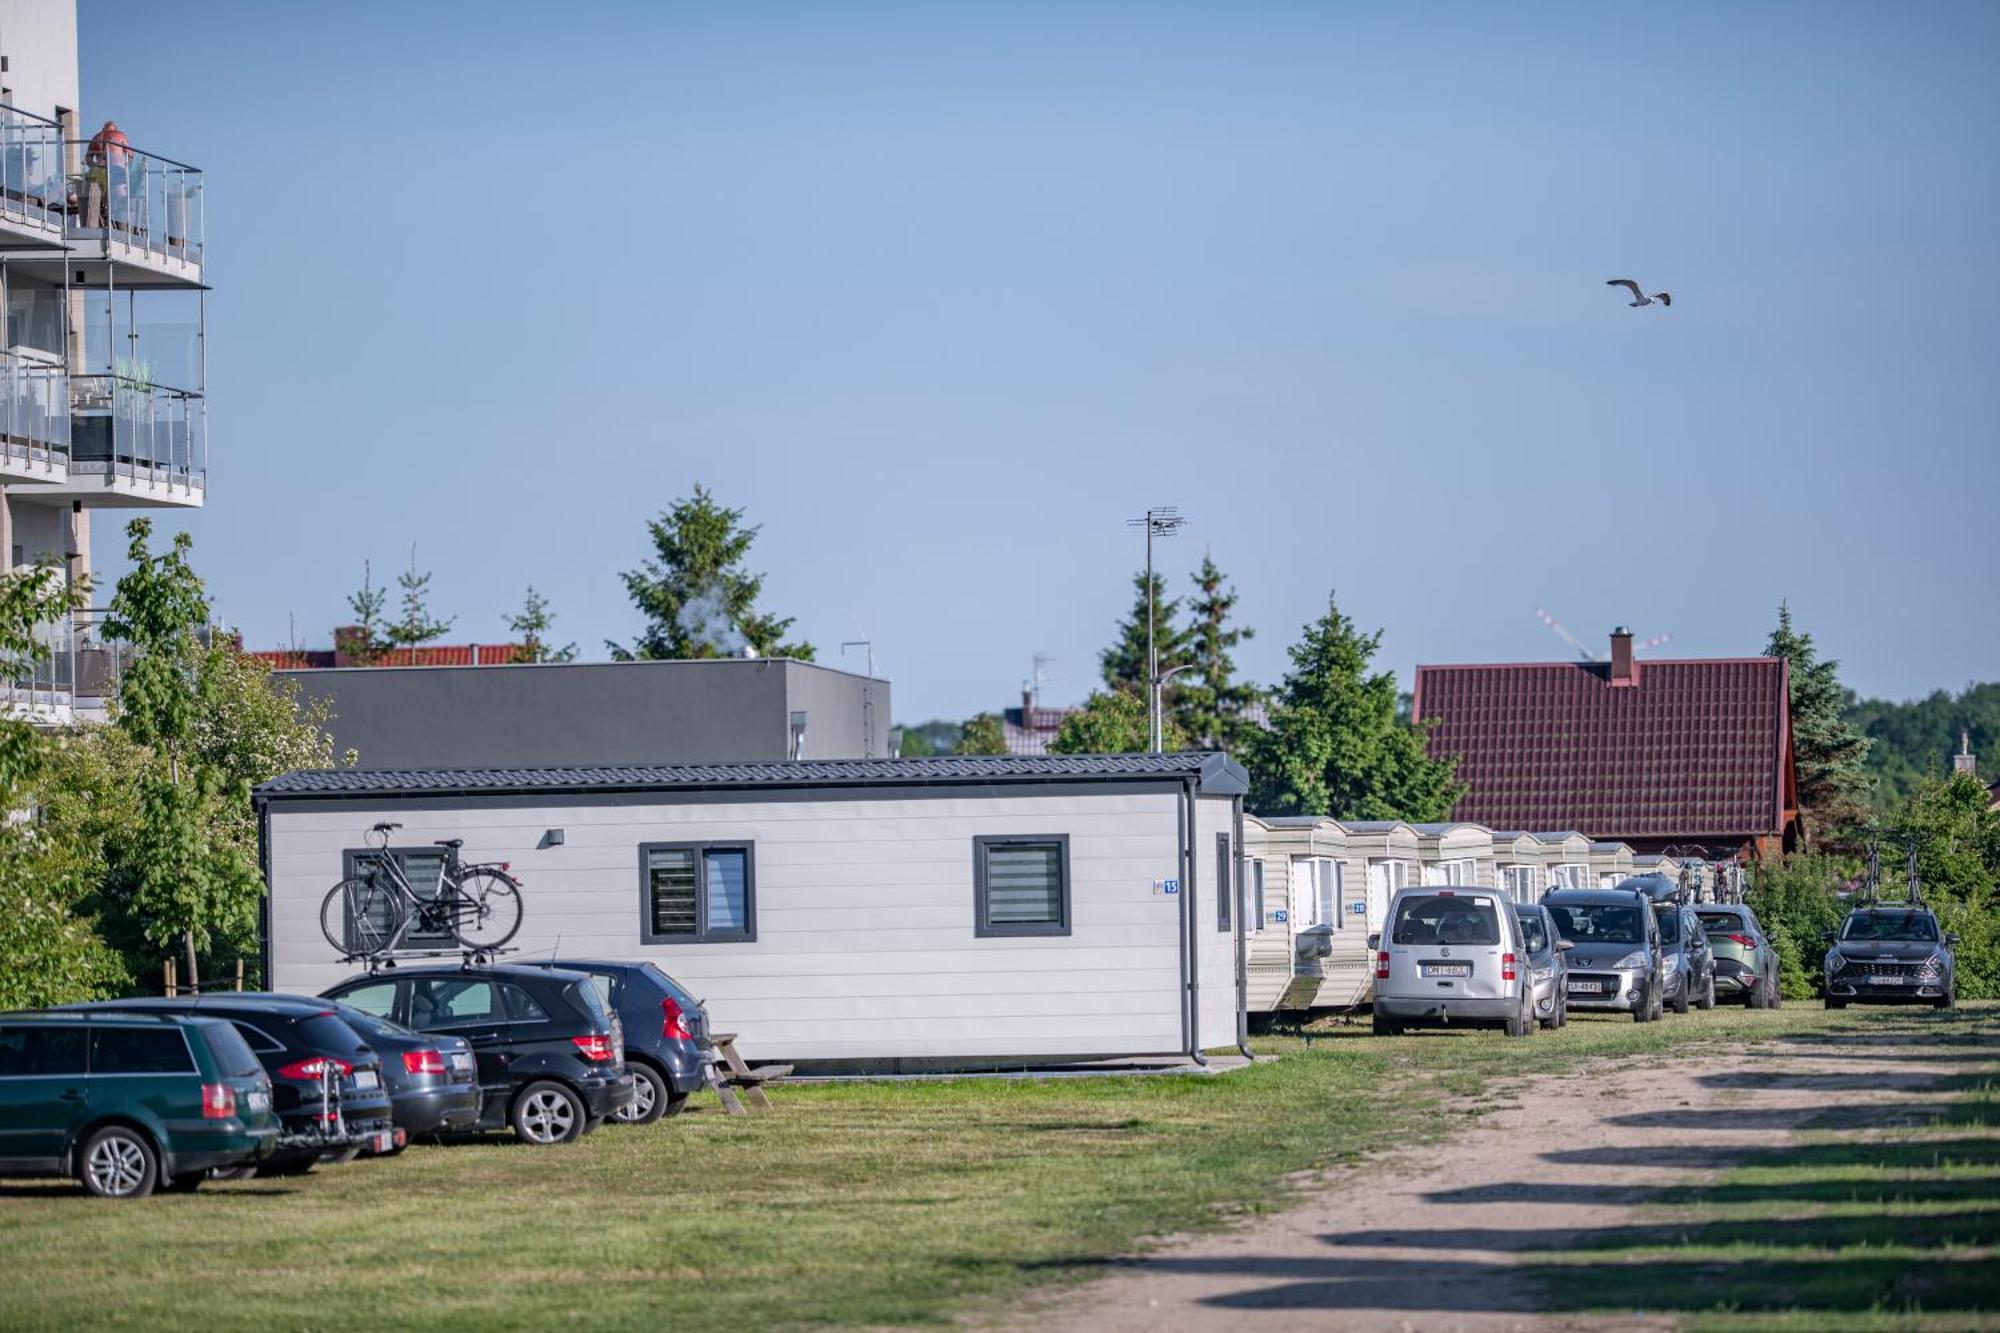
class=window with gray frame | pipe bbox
[1252,859,1266,931]
[1216,833,1232,932]
[640,843,756,944]
[973,835,1070,937]
[343,846,451,951]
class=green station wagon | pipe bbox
[0,1011,279,1198]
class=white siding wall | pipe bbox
[269,789,1202,1063]
[1193,795,1240,1050]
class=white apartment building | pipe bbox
[0,1,207,723]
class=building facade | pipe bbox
[0,1,207,723]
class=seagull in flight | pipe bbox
[1606,279,1671,308]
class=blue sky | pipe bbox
[82,1,1999,722]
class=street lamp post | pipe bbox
[1153,663,1196,752]
[1127,506,1188,754]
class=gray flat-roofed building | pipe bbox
[274,658,892,769]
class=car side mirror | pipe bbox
[1821,931,1837,943]
[1946,933,1960,946]
[1366,933,1381,951]
[1555,940,1575,952]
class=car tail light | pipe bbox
[200,1083,236,1119]
[1727,933,1757,948]
[662,995,692,1042]
[277,1057,353,1081]
[1376,951,1390,980]
[402,1049,447,1076]
[1502,952,1518,982]
[572,1034,617,1063]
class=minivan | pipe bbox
[1370,886,1537,1036]
[0,1011,278,1198]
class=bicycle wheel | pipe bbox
[449,868,524,951]
[321,875,402,956]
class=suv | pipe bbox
[1824,905,1957,1009]
[1370,887,1538,1036]
[1695,904,1781,1007]
[525,960,710,1125]
[0,1011,277,1198]
[60,996,397,1175]
[1544,887,1666,1022]
[1655,902,1717,1014]
[1513,902,1573,1029]
[323,964,636,1144]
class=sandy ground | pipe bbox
[999,1024,1976,1333]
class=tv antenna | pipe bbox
[1535,609,1672,662]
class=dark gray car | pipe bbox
[1655,903,1717,1014]
[523,960,711,1125]
[1824,906,1956,1009]
[1544,887,1665,1022]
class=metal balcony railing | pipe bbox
[66,139,204,269]
[0,104,66,235]
[68,373,205,489]
[0,351,68,468]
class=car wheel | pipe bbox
[1936,985,1955,1011]
[1697,974,1716,1010]
[208,1165,258,1182]
[1371,1012,1401,1037]
[1671,978,1691,1015]
[325,1147,363,1166]
[660,1091,691,1118]
[615,1063,669,1126]
[1826,996,1847,1010]
[79,1125,159,1200]
[511,1080,586,1146]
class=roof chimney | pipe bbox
[1609,626,1637,687]
[1955,730,1977,775]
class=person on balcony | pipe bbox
[84,121,132,229]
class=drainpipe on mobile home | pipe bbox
[255,796,273,988]
[1233,799,1252,1061]
[1183,777,1208,1068]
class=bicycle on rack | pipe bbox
[318,822,525,958]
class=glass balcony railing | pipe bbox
[65,139,204,269]
[2,611,76,718]
[0,351,68,466]
[68,373,204,489]
[0,105,66,236]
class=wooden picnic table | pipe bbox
[702,1032,793,1116]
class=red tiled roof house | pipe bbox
[1411,628,1801,860]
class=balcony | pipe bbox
[1,612,77,727]
[38,372,205,506]
[0,106,67,250]
[62,139,204,287]
[0,350,67,483]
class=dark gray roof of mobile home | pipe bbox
[257,752,1250,799]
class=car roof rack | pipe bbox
[348,945,521,975]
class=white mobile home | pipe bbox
[1493,831,1595,900]
[257,754,1249,1070]
[1241,816,1367,1011]
[1411,822,1498,890]
[1589,840,1637,888]
[1340,822,1422,928]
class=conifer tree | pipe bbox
[1099,571,1194,693]
[1176,553,1261,752]
[615,485,813,660]
[1765,602,1873,847]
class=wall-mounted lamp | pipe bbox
[539,828,565,849]
[789,710,809,761]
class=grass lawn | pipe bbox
[0,1003,1989,1329]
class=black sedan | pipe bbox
[323,1000,482,1142]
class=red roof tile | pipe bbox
[1412,657,1794,842]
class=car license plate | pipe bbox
[449,1051,473,1072]
[246,1089,269,1113]
[1568,980,1604,993]
[1420,963,1472,978]
[1867,974,1909,986]
[353,1070,380,1090]
[372,1131,394,1153]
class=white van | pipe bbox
[1369,886,1536,1036]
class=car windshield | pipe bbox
[1391,894,1502,946]
[1547,903,1644,945]
[1654,908,1681,945]
[1842,912,1939,942]
[1514,909,1549,954]
[198,1022,265,1079]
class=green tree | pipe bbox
[898,719,963,758]
[1765,603,1873,848]
[1177,553,1260,752]
[387,549,454,649]
[955,712,1009,756]
[1895,772,2000,999]
[1846,682,2000,812]
[103,520,261,990]
[1048,687,1188,755]
[1246,594,1463,821]
[614,485,814,661]
[506,586,577,664]
[1744,851,1851,1000]
[1099,571,1193,694]
[0,562,123,1007]
[341,559,389,665]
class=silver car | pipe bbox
[1543,887,1666,1022]
[1371,887,1537,1037]
[1514,902,1573,1029]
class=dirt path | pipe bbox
[1003,1028,1973,1333]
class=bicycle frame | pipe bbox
[353,834,473,955]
